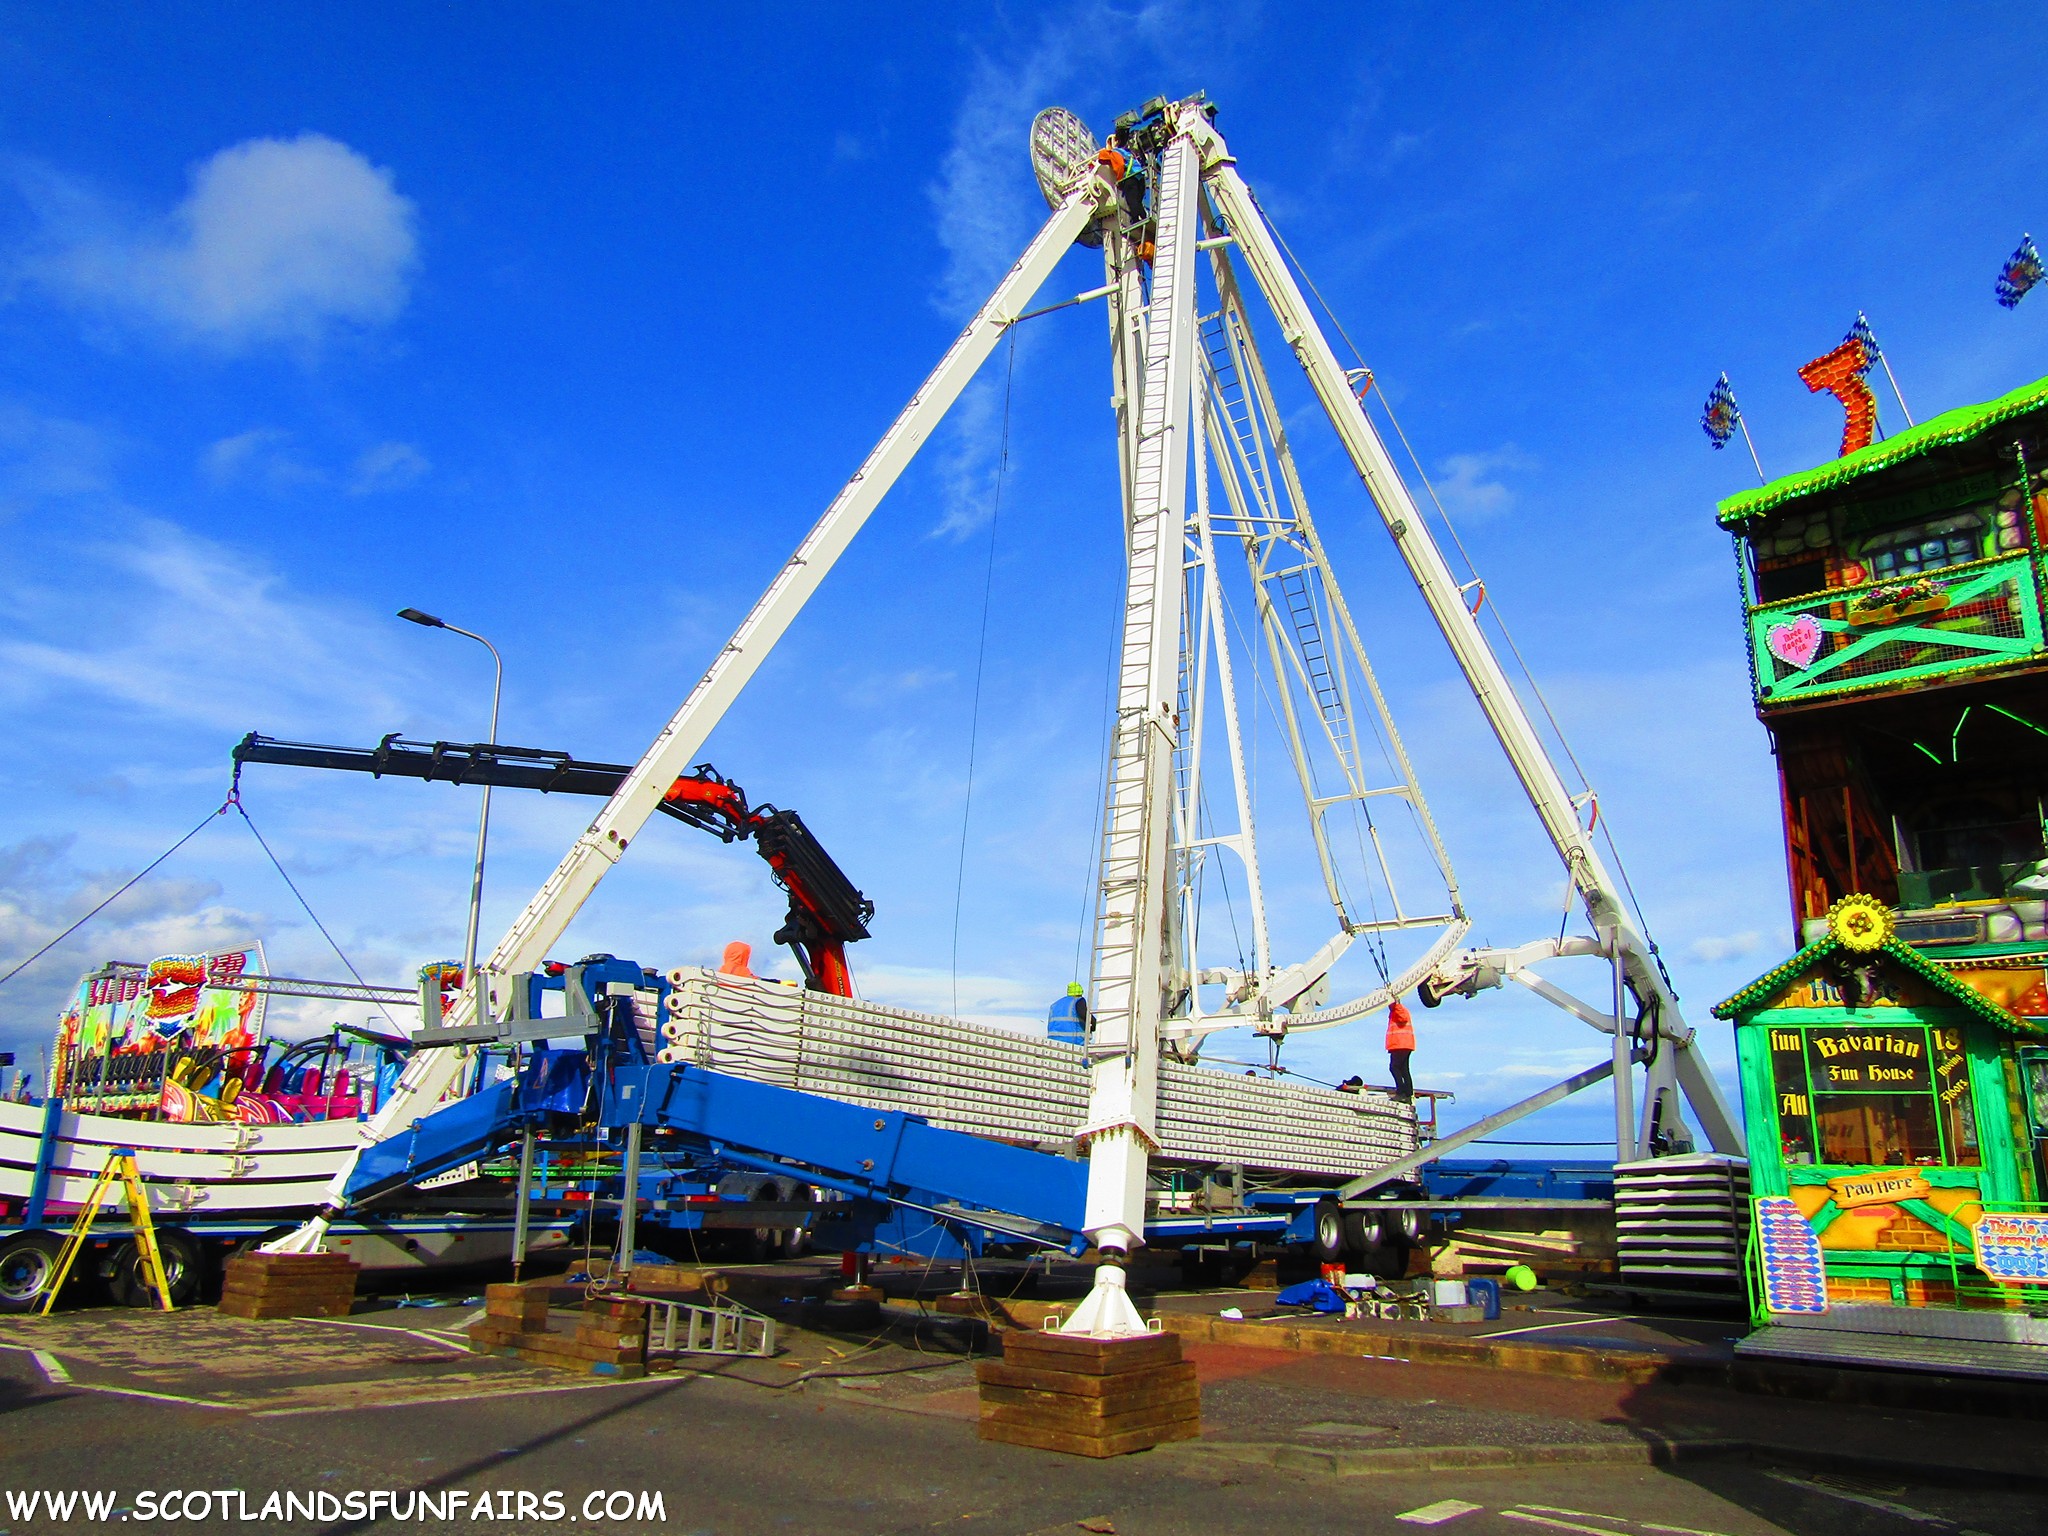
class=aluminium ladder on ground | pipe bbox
[39,1146,174,1314]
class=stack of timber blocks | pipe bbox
[466,1286,648,1379]
[976,1328,1200,1458]
[217,1252,361,1320]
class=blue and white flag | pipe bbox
[1701,373,1741,449]
[1846,313,1881,370]
[1997,233,2042,309]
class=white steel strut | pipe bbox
[1065,125,1202,1336]
[271,172,1112,1253]
[1191,122,1742,1158]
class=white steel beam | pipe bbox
[1195,127,1743,1157]
[1068,120,1202,1337]
[274,181,1106,1252]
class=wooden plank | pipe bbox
[486,1300,552,1323]
[495,1330,644,1366]
[976,1415,1200,1458]
[975,1360,1195,1397]
[220,1280,359,1297]
[1001,1331,1180,1376]
[217,1296,354,1320]
[219,1279,359,1298]
[226,1255,359,1274]
[978,1380,1198,1417]
[980,1398,1200,1435]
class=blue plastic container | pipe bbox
[1466,1276,1502,1321]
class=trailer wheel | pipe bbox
[1311,1200,1347,1266]
[780,1185,814,1259]
[1338,1208,1412,1280]
[107,1228,204,1307]
[0,1232,65,1314]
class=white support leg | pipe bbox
[1068,122,1204,1338]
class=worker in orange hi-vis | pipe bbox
[717,941,755,980]
[1385,1000,1415,1102]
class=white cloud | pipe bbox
[201,427,319,489]
[199,429,428,495]
[853,961,1048,1030]
[348,440,429,495]
[0,405,115,514]
[17,133,417,349]
[1689,930,1763,964]
[1433,446,1534,520]
[0,517,415,735]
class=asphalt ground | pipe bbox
[0,1296,2041,1536]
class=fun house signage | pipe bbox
[1802,1027,1928,1091]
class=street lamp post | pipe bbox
[397,608,502,1014]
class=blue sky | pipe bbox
[2,5,2044,1153]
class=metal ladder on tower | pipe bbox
[1275,564,1357,774]
[1201,307,1359,780]
[39,1147,174,1314]
[1089,134,1197,1047]
[1199,312,1275,514]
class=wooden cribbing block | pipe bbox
[998,1328,1182,1375]
[977,1330,1199,1457]
[467,1296,648,1379]
[216,1252,360,1320]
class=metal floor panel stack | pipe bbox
[1614,1152,1749,1292]
[657,969,1413,1180]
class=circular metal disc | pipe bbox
[1029,107,1103,246]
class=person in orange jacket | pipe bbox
[717,940,756,980]
[1096,130,1153,259]
[1385,999,1415,1102]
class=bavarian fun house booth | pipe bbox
[1716,895,2047,1322]
[1711,364,2048,1357]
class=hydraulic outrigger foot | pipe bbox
[1060,1252,1152,1337]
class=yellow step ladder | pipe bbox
[39,1147,173,1315]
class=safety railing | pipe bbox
[1747,1192,2048,1328]
[1748,551,2046,705]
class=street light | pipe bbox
[398,607,503,1016]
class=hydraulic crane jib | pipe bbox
[233,732,874,996]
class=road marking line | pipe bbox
[1519,1508,1630,1524]
[66,1383,234,1410]
[1483,1315,1646,1339]
[1503,1512,1639,1536]
[251,1375,682,1416]
[1397,1499,1483,1525]
[293,1316,469,1352]
[31,1349,71,1383]
[1762,1469,1950,1526]
[1517,1512,1731,1536]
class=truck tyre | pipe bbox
[0,1231,66,1314]
[107,1228,203,1307]
[1311,1199,1347,1266]
[780,1185,814,1259]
